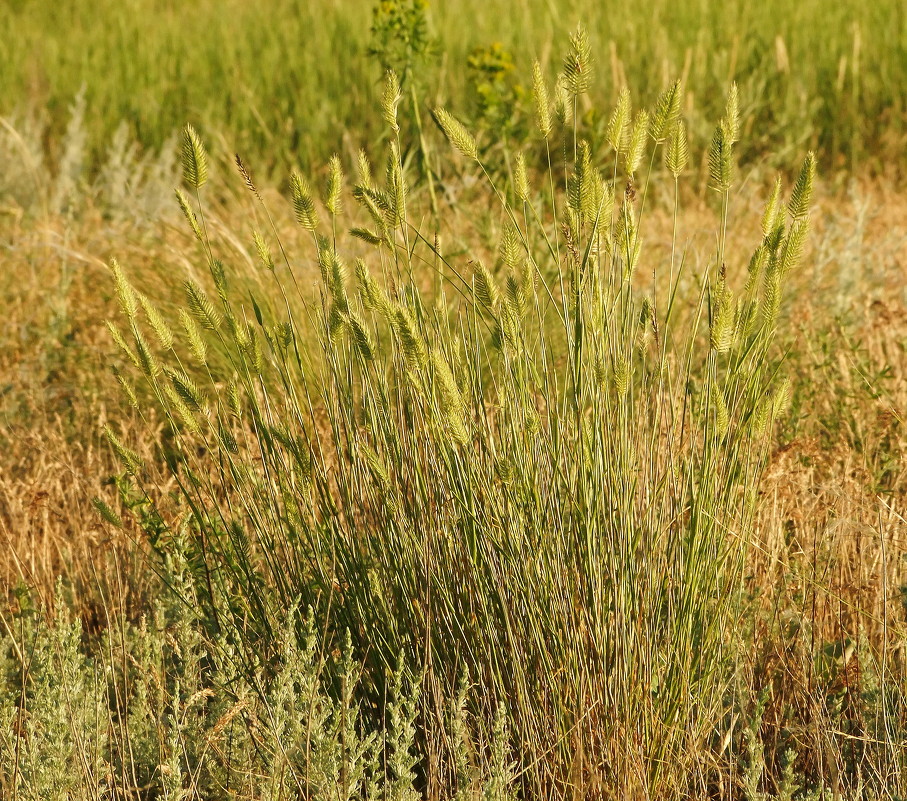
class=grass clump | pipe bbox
[94,34,852,796]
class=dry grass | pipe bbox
[1,168,904,795]
[4,175,904,588]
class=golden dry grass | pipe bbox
[4,180,904,577]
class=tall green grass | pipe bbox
[2,0,904,175]
[100,33,832,795]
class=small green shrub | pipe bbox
[0,556,514,799]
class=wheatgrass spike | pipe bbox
[181,123,208,189]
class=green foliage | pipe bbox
[0,568,514,799]
[368,0,435,79]
[467,42,527,139]
[0,0,903,177]
[0,585,107,801]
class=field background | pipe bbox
[1,1,906,799]
[2,0,905,175]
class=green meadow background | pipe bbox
[4,0,904,173]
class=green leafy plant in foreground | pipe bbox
[0,562,515,799]
[104,36,817,798]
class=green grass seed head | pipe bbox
[356,259,393,318]
[711,382,730,436]
[665,120,689,178]
[111,364,139,408]
[139,293,174,350]
[354,183,392,239]
[788,151,816,220]
[434,107,478,160]
[637,296,655,353]
[386,142,407,225]
[595,175,614,238]
[210,258,229,301]
[606,88,631,153]
[393,305,427,369]
[568,140,596,220]
[493,297,520,354]
[761,176,784,238]
[174,188,204,241]
[499,221,520,269]
[778,219,810,275]
[226,379,242,418]
[531,61,552,138]
[181,123,208,189]
[650,79,682,142]
[761,270,782,327]
[708,123,733,192]
[360,441,391,492]
[382,69,402,133]
[563,26,593,97]
[473,260,500,310]
[165,384,203,435]
[721,82,741,144]
[554,75,573,126]
[318,238,349,310]
[291,171,319,230]
[274,321,293,351]
[617,200,641,274]
[771,376,792,418]
[245,325,264,373]
[184,280,222,331]
[179,308,208,365]
[252,229,275,271]
[745,244,768,292]
[104,425,144,475]
[326,154,344,216]
[91,497,123,528]
[324,306,344,342]
[110,258,138,320]
[347,312,376,361]
[505,271,527,318]
[350,227,384,246]
[132,323,160,377]
[431,349,468,444]
[356,148,373,190]
[710,281,737,353]
[107,320,139,367]
[513,152,530,204]
[613,355,630,396]
[218,421,239,454]
[165,367,206,412]
[753,394,771,435]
